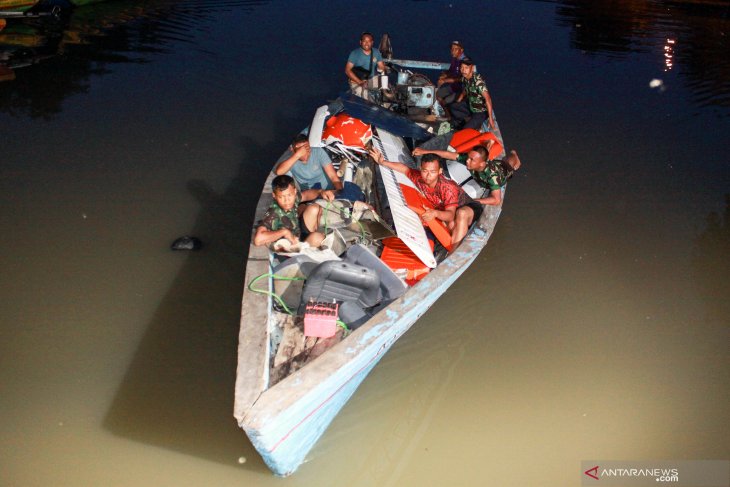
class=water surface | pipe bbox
[1,1,728,485]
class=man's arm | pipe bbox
[422,205,457,224]
[438,75,459,87]
[412,147,459,160]
[274,146,307,175]
[438,70,460,86]
[322,163,344,191]
[253,225,298,246]
[301,188,336,202]
[481,89,495,129]
[368,148,409,175]
[345,61,365,85]
[475,188,502,206]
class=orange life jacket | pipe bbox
[450,128,503,160]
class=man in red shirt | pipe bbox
[368,147,476,248]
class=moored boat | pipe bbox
[0,0,38,12]
[234,44,509,476]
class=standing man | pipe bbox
[436,41,466,106]
[448,57,495,130]
[345,31,386,98]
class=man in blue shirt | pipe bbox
[275,134,364,202]
[344,32,385,98]
[275,134,341,194]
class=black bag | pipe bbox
[351,51,374,80]
[351,66,370,80]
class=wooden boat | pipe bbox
[234,51,508,476]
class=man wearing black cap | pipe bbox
[436,41,467,105]
[449,57,495,130]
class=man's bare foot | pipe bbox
[506,150,521,171]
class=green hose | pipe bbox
[247,272,303,316]
[248,272,349,331]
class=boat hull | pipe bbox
[235,98,506,476]
[236,187,501,476]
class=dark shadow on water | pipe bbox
[692,194,730,325]
[102,108,314,473]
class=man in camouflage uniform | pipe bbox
[253,175,325,248]
[448,57,495,130]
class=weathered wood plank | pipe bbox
[233,249,271,423]
[233,172,276,422]
[272,315,304,369]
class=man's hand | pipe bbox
[282,228,299,244]
[421,206,437,222]
[481,139,495,152]
[412,147,429,157]
[320,189,336,201]
[368,147,384,164]
[293,144,309,160]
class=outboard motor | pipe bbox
[393,72,436,115]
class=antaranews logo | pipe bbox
[584,466,599,480]
[582,460,729,486]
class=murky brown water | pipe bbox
[1,1,728,485]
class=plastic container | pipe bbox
[303,300,339,338]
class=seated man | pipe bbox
[447,57,495,131]
[368,147,481,249]
[413,144,521,245]
[345,31,386,99]
[275,134,364,202]
[253,175,325,249]
[436,41,467,106]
